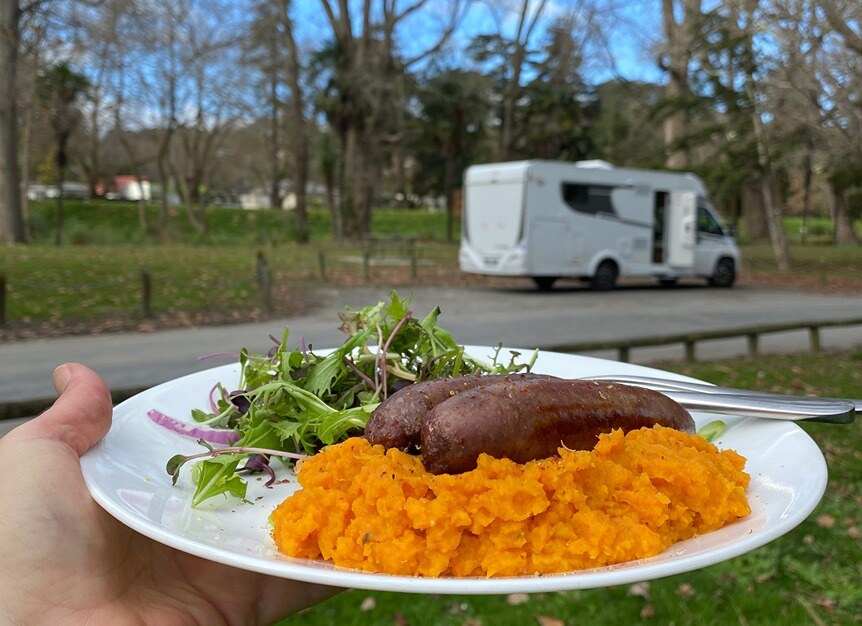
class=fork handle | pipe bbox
[658,390,856,424]
[585,375,856,424]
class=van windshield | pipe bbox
[697,198,725,236]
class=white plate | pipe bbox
[80,347,828,595]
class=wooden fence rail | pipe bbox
[544,317,862,362]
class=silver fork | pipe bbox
[583,375,857,424]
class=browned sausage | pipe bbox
[420,378,694,474]
[365,373,554,453]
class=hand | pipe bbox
[0,363,338,625]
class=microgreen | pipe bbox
[165,290,533,506]
[697,420,727,442]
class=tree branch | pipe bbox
[403,0,466,68]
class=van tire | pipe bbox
[532,276,558,291]
[590,261,618,291]
[708,258,736,288]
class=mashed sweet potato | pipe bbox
[270,425,750,577]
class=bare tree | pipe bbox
[317,0,463,239]
[246,2,285,212]
[736,0,790,269]
[0,0,27,243]
[499,0,549,161]
[37,62,89,246]
[659,0,702,169]
[276,0,309,242]
[770,0,860,245]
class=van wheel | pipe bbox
[590,261,618,291]
[532,276,558,291]
[709,258,736,288]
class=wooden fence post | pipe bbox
[684,339,696,362]
[318,250,327,283]
[141,271,152,318]
[747,333,759,357]
[257,251,273,312]
[0,273,6,326]
[409,241,417,279]
[363,249,371,282]
[809,326,821,353]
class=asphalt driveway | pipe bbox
[2,283,862,407]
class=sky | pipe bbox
[293,0,669,86]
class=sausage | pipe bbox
[365,373,554,453]
[420,378,695,475]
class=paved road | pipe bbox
[2,283,862,406]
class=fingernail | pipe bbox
[53,364,72,395]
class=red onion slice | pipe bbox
[147,409,240,445]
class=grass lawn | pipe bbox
[1,200,860,333]
[278,351,862,626]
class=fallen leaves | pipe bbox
[535,616,565,626]
[676,582,695,598]
[507,593,530,606]
[627,582,651,600]
[639,604,656,619]
[816,514,836,529]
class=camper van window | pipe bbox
[697,201,725,236]
[561,183,617,216]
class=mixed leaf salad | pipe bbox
[160,291,537,506]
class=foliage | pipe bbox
[409,68,491,199]
[592,81,666,168]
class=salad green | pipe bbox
[164,291,537,506]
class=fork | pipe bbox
[583,375,857,424]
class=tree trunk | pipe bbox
[500,46,524,161]
[741,180,768,240]
[661,0,701,170]
[830,185,859,246]
[293,134,309,241]
[443,150,456,243]
[800,147,813,243]
[20,91,32,240]
[135,172,148,235]
[268,64,280,211]
[342,126,375,239]
[86,96,100,198]
[320,132,341,239]
[759,173,791,270]
[280,0,309,242]
[0,0,26,244]
[342,125,363,238]
[156,122,176,238]
[177,177,206,234]
[54,151,65,247]
[738,0,789,269]
[663,73,689,169]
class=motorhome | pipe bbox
[459,160,740,290]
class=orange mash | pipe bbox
[270,425,750,577]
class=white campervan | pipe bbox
[459,160,740,290]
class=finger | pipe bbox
[26,363,113,457]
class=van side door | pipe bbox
[666,191,697,269]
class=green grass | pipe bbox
[1,199,860,326]
[25,199,459,245]
[740,241,862,279]
[1,201,459,324]
[278,351,862,626]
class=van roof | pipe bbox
[465,160,706,193]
